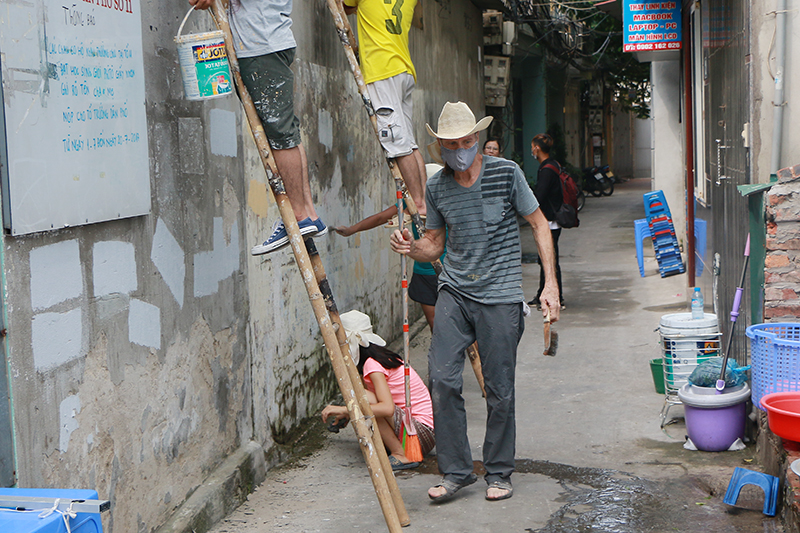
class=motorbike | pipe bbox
[582,165,614,197]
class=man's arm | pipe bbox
[390,226,445,263]
[522,208,560,321]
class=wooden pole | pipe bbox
[328,0,486,398]
[304,239,410,526]
[209,3,405,530]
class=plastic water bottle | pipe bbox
[691,287,704,319]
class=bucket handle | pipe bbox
[177,5,221,39]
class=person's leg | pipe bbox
[427,289,475,497]
[552,228,563,304]
[421,303,435,330]
[367,74,425,214]
[474,300,524,497]
[363,391,409,462]
[272,146,310,221]
[239,49,324,254]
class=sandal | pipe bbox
[428,473,478,503]
[388,455,420,471]
[485,480,513,501]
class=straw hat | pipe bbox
[426,102,493,165]
[339,310,386,364]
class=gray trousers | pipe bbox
[429,287,525,485]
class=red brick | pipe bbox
[778,166,794,180]
[769,194,788,206]
[766,253,791,268]
[768,221,778,235]
[765,303,800,319]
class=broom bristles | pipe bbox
[402,420,423,462]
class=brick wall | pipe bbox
[765,166,800,320]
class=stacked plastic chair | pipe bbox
[643,191,685,277]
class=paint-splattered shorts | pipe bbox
[239,48,302,150]
[393,405,436,457]
[367,72,418,158]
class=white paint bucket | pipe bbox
[174,7,233,101]
[659,312,721,390]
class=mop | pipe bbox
[716,234,750,393]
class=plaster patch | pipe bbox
[32,308,83,371]
[30,240,82,310]
[318,108,333,153]
[59,394,81,453]
[248,179,270,218]
[178,117,205,175]
[93,241,137,296]
[194,218,240,297]
[209,109,238,157]
[129,299,161,349]
[151,219,186,307]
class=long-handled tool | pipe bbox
[397,183,422,463]
[716,234,750,393]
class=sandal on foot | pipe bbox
[389,455,420,471]
[428,473,478,503]
[485,480,513,501]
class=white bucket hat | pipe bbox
[425,163,444,179]
[339,310,386,364]
[426,102,493,165]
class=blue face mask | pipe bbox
[440,142,479,172]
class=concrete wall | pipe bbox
[634,116,652,179]
[517,56,546,179]
[610,101,633,179]
[751,0,800,182]
[651,60,686,244]
[1,0,484,531]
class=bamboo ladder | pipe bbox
[326,0,487,396]
[209,1,409,530]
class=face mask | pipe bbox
[440,142,478,172]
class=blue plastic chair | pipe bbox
[634,218,651,277]
[694,218,707,277]
[723,467,779,516]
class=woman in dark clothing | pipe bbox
[529,133,565,309]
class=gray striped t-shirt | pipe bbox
[425,155,538,304]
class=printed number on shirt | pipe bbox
[384,0,404,34]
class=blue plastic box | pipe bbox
[0,488,102,532]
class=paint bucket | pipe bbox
[678,382,750,451]
[659,313,720,390]
[174,7,233,101]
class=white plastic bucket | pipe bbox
[174,7,233,101]
[659,312,720,389]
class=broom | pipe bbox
[396,182,423,463]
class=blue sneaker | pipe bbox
[251,218,321,255]
[312,217,328,237]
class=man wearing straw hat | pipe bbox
[390,101,560,503]
[190,0,327,254]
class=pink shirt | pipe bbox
[363,359,434,428]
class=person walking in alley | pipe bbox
[343,0,428,215]
[390,102,560,503]
[529,133,565,310]
[190,0,326,255]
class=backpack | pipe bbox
[543,162,580,229]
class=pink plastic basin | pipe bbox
[761,392,800,442]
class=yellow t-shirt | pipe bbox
[343,0,417,84]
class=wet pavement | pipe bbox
[208,178,783,532]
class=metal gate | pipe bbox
[700,0,752,367]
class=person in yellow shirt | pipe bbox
[344,0,427,215]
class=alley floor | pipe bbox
[208,178,783,532]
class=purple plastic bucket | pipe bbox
[678,383,751,452]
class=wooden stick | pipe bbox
[304,238,410,526]
[209,3,404,530]
[326,0,486,400]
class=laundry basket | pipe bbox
[746,323,800,410]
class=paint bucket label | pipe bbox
[175,12,233,101]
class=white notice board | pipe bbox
[0,0,150,235]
